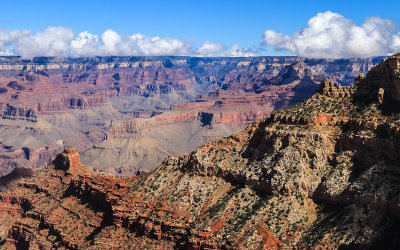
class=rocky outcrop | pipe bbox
[198,110,270,127]
[0,104,37,121]
[353,53,400,110]
[317,78,355,98]
[355,54,400,101]
[36,96,109,114]
[53,148,90,175]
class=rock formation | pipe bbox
[0,54,400,248]
[0,56,382,176]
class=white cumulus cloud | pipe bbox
[72,29,194,57]
[13,27,75,58]
[229,44,256,57]
[264,11,400,58]
[0,28,199,58]
[197,41,225,56]
[106,32,193,56]
[0,26,259,58]
[0,49,13,56]
[70,31,99,57]
[0,29,30,56]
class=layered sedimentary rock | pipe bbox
[0,56,382,175]
[1,54,400,248]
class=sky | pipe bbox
[1,0,400,58]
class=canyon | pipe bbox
[1,54,400,248]
[0,56,382,176]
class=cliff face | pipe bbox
[1,55,400,249]
[0,56,381,176]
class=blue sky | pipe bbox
[1,0,400,58]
